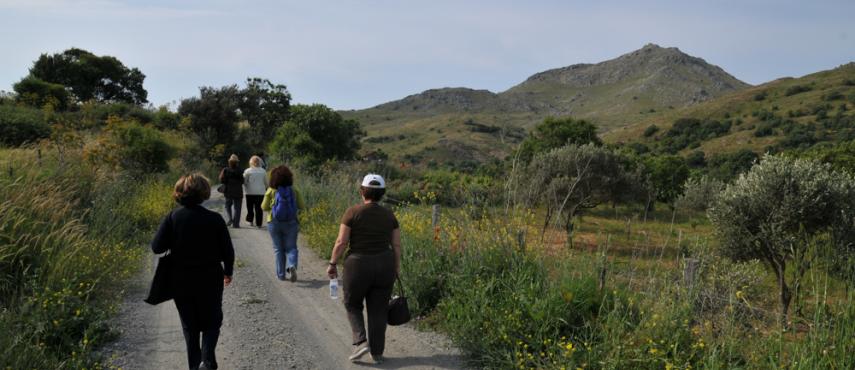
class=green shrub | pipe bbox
[86,117,173,173]
[663,118,731,153]
[753,124,774,137]
[643,125,659,137]
[0,105,51,146]
[12,76,72,110]
[784,84,812,96]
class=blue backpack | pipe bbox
[272,186,298,222]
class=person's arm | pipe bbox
[220,219,235,286]
[391,228,402,278]
[218,168,225,183]
[151,212,173,254]
[261,188,274,211]
[326,224,351,278]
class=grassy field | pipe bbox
[296,167,854,369]
[0,146,175,369]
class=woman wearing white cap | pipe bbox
[327,174,401,364]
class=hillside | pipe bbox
[604,62,855,157]
[343,44,749,165]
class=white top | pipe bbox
[243,167,268,195]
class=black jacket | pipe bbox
[219,167,244,199]
[151,205,235,298]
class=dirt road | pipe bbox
[104,195,463,369]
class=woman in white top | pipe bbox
[243,156,269,228]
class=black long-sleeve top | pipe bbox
[151,204,235,296]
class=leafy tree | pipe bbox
[12,76,72,110]
[152,105,181,130]
[708,155,855,322]
[239,78,291,151]
[642,155,690,210]
[0,105,51,146]
[27,48,147,105]
[268,104,364,168]
[518,117,601,160]
[514,144,634,243]
[178,85,241,162]
[706,149,758,181]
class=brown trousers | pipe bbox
[342,249,396,356]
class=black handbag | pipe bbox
[144,252,174,305]
[387,277,411,326]
[216,184,225,193]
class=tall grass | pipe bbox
[0,147,174,368]
[298,166,855,369]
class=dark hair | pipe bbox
[269,165,294,189]
[359,186,386,202]
[173,173,211,206]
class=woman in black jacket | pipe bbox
[152,173,235,370]
[219,154,244,228]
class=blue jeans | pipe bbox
[267,219,299,280]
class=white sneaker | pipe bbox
[349,343,370,362]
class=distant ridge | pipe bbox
[342,43,751,165]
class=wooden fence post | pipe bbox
[517,229,526,253]
[598,254,608,292]
[432,205,441,241]
[684,258,700,289]
[37,148,42,167]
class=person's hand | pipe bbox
[224,275,233,287]
[326,264,338,279]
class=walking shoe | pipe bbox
[284,267,292,281]
[370,354,384,364]
[348,343,370,362]
[289,267,297,282]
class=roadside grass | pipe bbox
[0,146,174,368]
[298,167,855,369]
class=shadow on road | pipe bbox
[352,354,464,369]
[295,278,328,290]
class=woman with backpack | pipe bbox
[243,156,268,228]
[218,154,244,228]
[261,165,304,282]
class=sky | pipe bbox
[1,0,853,110]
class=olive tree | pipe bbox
[515,144,637,243]
[708,155,855,322]
[676,175,725,212]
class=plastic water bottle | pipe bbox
[329,278,339,299]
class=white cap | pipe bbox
[361,173,385,189]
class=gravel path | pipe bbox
[103,194,463,369]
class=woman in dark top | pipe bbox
[327,174,402,365]
[219,154,244,228]
[152,173,235,370]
